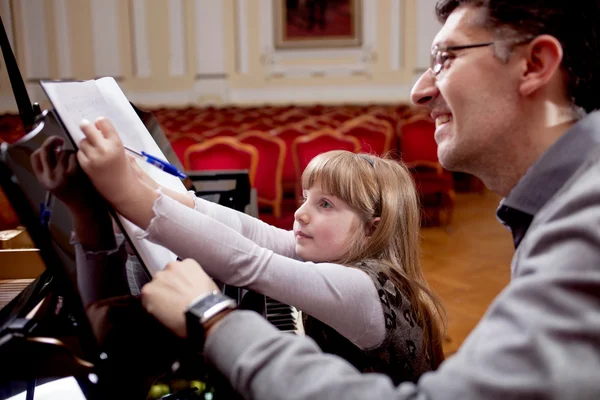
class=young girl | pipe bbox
[77,117,446,384]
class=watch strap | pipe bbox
[185,291,237,351]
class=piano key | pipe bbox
[265,296,304,335]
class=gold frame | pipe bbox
[274,0,362,49]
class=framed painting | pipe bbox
[274,0,362,49]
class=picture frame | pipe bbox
[274,0,362,50]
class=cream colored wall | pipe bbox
[0,0,442,112]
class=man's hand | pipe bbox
[140,259,219,338]
[31,136,100,211]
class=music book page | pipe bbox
[40,78,185,275]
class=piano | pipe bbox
[0,11,304,398]
[266,296,304,335]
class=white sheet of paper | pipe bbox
[41,78,185,275]
[6,377,86,400]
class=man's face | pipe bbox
[410,6,523,174]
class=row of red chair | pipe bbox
[171,115,396,192]
[183,129,361,222]
[153,104,411,138]
[180,114,454,228]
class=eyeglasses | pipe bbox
[430,42,494,76]
[430,37,534,76]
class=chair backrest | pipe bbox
[324,111,355,124]
[183,137,259,186]
[272,126,307,188]
[292,129,361,184]
[398,116,438,164]
[367,107,399,129]
[179,122,214,135]
[241,119,276,133]
[339,118,394,155]
[238,131,285,218]
[202,126,240,139]
[169,133,204,164]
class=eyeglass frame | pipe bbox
[430,37,535,76]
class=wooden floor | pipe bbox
[421,190,514,356]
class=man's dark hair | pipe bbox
[435,0,600,113]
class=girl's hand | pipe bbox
[127,154,160,190]
[77,117,141,209]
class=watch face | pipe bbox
[186,294,237,351]
[188,293,237,323]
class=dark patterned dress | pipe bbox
[302,260,432,384]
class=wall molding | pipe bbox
[390,0,402,70]
[54,0,73,78]
[121,82,413,107]
[194,0,226,75]
[416,0,441,70]
[1,0,14,48]
[20,0,49,80]
[131,0,151,78]
[168,0,186,77]
[235,0,249,74]
[90,0,121,77]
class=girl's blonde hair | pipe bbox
[302,150,446,368]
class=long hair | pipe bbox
[302,150,447,368]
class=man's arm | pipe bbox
[205,310,419,400]
[203,159,600,400]
[205,257,600,400]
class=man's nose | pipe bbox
[410,70,438,106]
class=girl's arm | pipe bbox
[76,118,385,347]
[188,192,296,258]
[129,156,297,258]
[140,193,386,350]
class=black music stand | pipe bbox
[0,13,184,399]
[0,13,248,399]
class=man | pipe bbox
[140,1,600,398]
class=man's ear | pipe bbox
[519,35,563,97]
[366,217,380,237]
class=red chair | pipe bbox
[324,111,355,124]
[202,126,240,138]
[367,107,399,129]
[272,126,308,193]
[184,137,258,187]
[238,131,285,219]
[242,119,277,133]
[169,133,204,164]
[180,122,215,135]
[274,109,310,124]
[340,118,394,156]
[292,129,361,204]
[398,115,455,228]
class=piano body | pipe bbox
[0,12,302,399]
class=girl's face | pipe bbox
[293,183,364,262]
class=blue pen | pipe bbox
[40,191,52,228]
[124,146,187,179]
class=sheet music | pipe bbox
[40,78,186,275]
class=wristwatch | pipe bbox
[185,290,237,351]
